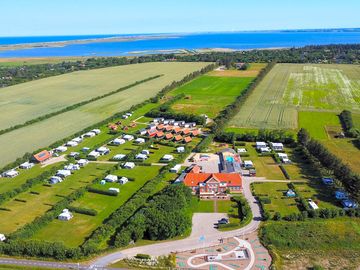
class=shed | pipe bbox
[97,147,110,155]
[177,146,185,153]
[256,142,267,149]
[136,153,148,160]
[55,146,68,153]
[88,151,100,159]
[243,160,254,168]
[33,150,52,163]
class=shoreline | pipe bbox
[0,34,180,52]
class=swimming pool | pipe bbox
[226,156,234,162]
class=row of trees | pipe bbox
[298,128,360,201]
[339,110,360,138]
[211,62,276,135]
[113,184,193,247]
[215,129,295,144]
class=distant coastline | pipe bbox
[0,34,180,51]
[0,29,359,58]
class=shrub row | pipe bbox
[87,187,118,197]
[339,110,359,137]
[67,206,98,216]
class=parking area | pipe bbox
[183,153,221,173]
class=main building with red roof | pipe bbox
[183,172,242,199]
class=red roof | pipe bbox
[165,126,173,132]
[184,136,192,143]
[173,127,181,134]
[174,135,183,141]
[33,150,52,163]
[183,173,242,187]
[165,133,173,140]
[191,130,200,136]
[156,131,165,138]
[147,130,156,137]
[157,124,164,130]
[182,129,190,135]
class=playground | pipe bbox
[175,232,271,270]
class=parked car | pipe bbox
[218,218,229,225]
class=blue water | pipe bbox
[0,32,359,58]
[226,156,234,162]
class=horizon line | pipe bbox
[1,27,360,38]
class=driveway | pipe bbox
[190,213,228,239]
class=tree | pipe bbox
[297,128,310,146]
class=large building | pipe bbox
[183,172,242,199]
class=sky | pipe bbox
[1,0,360,36]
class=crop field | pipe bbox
[31,166,162,247]
[228,64,360,129]
[262,218,360,269]
[209,63,266,77]
[0,62,207,167]
[0,163,112,234]
[170,75,254,118]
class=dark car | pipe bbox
[218,218,229,225]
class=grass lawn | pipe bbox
[0,62,208,168]
[252,182,299,216]
[298,111,341,140]
[217,200,234,213]
[31,165,162,247]
[0,163,112,234]
[261,218,360,269]
[353,113,360,128]
[0,162,63,195]
[169,75,254,118]
[193,199,214,213]
[146,144,179,164]
[244,143,286,180]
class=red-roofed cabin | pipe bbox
[182,129,190,135]
[174,135,183,142]
[191,130,200,137]
[156,131,165,138]
[157,124,164,130]
[33,150,52,163]
[165,133,174,140]
[183,136,192,143]
[183,173,242,199]
[188,165,202,173]
[173,127,181,134]
[165,126,173,132]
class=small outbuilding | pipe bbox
[88,151,100,159]
[170,164,182,173]
[243,160,254,168]
[162,154,174,161]
[55,146,68,153]
[123,134,134,141]
[97,147,110,155]
[286,189,296,197]
[0,234,6,242]
[270,142,284,151]
[177,146,185,153]
[109,187,120,194]
[255,142,267,150]
[135,138,146,144]
[56,170,72,179]
[77,159,89,167]
[111,138,126,145]
[3,170,19,178]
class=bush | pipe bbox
[87,187,118,197]
[135,254,151,260]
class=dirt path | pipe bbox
[41,155,67,167]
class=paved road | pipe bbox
[91,176,267,267]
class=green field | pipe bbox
[0,62,207,167]
[31,166,162,247]
[0,163,112,234]
[262,218,360,269]
[228,63,360,129]
[253,182,299,216]
[169,75,254,118]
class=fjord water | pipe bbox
[0,31,360,57]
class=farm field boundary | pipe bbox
[228,63,360,130]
